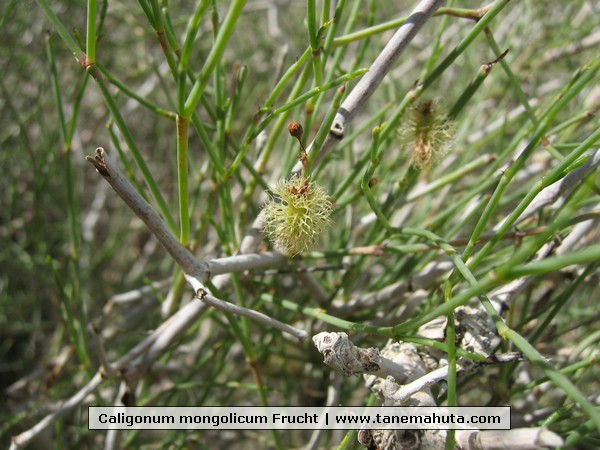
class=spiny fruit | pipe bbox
[398,100,455,170]
[262,174,331,256]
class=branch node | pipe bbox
[85,147,110,177]
[195,287,208,300]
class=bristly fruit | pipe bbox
[398,100,455,170]
[262,175,332,256]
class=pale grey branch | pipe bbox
[200,293,308,341]
[86,148,208,282]
[300,0,445,169]
[456,427,563,449]
[10,373,104,450]
[205,251,286,276]
[9,150,308,449]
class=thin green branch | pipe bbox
[92,69,177,231]
[178,0,211,112]
[176,115,190,245]
[253,68,367,140]
[86,0,97,65]
[36,0,86,63]
[183,0,247,118]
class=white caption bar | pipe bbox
[89,406,510,430]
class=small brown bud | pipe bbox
[288,121,304,141]
[368,177,379,188]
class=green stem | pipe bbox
[469,82,600,268]
[237,64,313,212]
[333,16,407,47]
[178,0,211,112]
[444,274,457,449]
[253,69,367,140]
[86,0,97,65]
[137,0,157,28]
[356,198,600,432]
[308,83,346,176]
[36,0,86,63]
[444,281,457,408]
[148,0,178,76]
[448,49,507,119]
[506,330,600,431]
[92,67,177,231]
[176,114,190,245]
[160,1,182,58]
[307,0,324,87]
[49,258,90,368]
[500,244,600,279]
[262,47,311,110]
[485,29,538,126]
[37,0,177,231]
[183,0,247,118]
[464,56,600,266]
[526,264,596,345]
[96,63,176,119]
